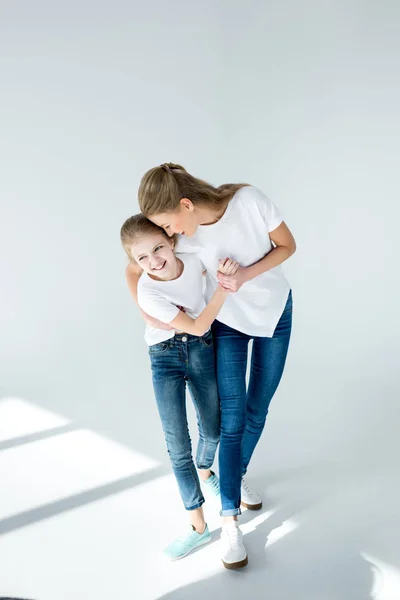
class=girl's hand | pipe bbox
[217,266,248,292]
[218,257,239,275]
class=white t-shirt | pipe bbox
[137,253,206,346]
[175,186,290,337]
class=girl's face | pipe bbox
[149,199,198,238]
[130,233,177,280]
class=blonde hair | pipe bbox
[138,162,248,216]
[120,213,174,263]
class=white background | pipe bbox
[1,1,399,599]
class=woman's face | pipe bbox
[149,199,198,237]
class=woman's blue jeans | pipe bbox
[212,290,293,516]
[149,330,220,510]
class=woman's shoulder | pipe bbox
[234,185,265,203]
[233,185,276,212]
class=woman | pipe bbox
[128,163,296,569]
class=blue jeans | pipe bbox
[212,290,293,516]
[149,330,220,510]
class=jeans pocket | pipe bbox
[200,330,214,347]
[149,341,170,355]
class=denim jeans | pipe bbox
[149,330,220,511]
[212,290,293,516]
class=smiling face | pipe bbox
[130,233,178,281]
[149,199,199,237]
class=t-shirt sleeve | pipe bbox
[253,187,284,233]
[138,287,180,323]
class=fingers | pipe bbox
[225,260,239,275]
[218,257,229,274]
[218,282,234,292]
[218,257,239,275]
[218,275,237,291]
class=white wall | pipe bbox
[1,2,400,599]
[2,0,398,467]
[0,0,226,462]
[217,0,400,471]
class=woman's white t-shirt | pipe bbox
[176,186,290,338]
[137,253,206,346]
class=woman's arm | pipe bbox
[125,264,173,331]
[168,287,228,337]
[217,222,296,291]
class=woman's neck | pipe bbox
[195,201,229,226]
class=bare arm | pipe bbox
[217,222,296,291]
[125,264,173,331]
[168,287,227,337]
[169,257,238,335]
[246,222,296,280]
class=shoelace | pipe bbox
[224,525,242,549]
[207,476,220,494]
[241,479,254,496]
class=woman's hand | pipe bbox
[217,265,248,292]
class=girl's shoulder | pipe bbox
[176,252,203,273]
[174,235,202,254]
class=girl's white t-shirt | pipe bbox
[137,253,206,346]
[176,186,290,337]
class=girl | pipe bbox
[127,163,296,569]
[120,214,239,562]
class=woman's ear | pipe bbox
[180,197,194,212]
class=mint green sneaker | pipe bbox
[202,471,220,497]
[163,525,211,561]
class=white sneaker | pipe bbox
[220,522,248,569]
[240,478,262,510]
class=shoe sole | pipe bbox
[222,555,248,570]
[166,535,212,561]
[241,501,263,510]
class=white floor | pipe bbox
[1,397,399,600]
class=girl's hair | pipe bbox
[120,213,174,263]
[138,162,248,216]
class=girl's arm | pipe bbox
[168,287,228,337]
[218,222,296,292]
[125,264,174,331]
[168,257,239,336]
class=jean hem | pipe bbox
[219,507,242,517]
[185,499,205,511]
[196,461,214,470]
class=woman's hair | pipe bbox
[120,213,174,263]
[138,162,248,216]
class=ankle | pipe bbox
[223,516,238,526]
[198,468,212,482]
[192,522,206,534]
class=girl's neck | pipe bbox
[169,256,184,281]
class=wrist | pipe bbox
[216,286,227,296]
[242,265,253,283]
